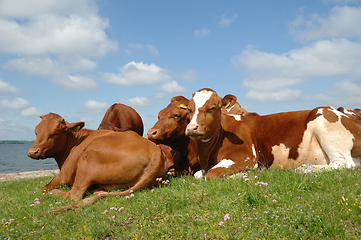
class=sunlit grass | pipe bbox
[1,168,361,239]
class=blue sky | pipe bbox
[1,0,361,140]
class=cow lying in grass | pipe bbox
[97,103,144,136]
[185,88,361,180]
[28,113,168,209]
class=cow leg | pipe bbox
[42,171,68,193]
[204,159,256,180]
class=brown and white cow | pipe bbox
[185,88,361,180]
[147,96,200,175]
[221,94,259,116]
[98,103,144,136]
[28,113,168,204]
[337,107,361,121]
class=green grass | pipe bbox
[1,168,361,239]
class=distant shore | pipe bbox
[0,169,59,182]
[0,140,34,145]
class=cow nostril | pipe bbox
[193,125,198,131]
[152,130,157,135]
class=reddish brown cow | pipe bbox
[98,103,144,136]
[185,88,361,180]
[221,94,259,116]
[147,96,200,175]
[28,113,168,204]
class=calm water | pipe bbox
[0,144,59,173]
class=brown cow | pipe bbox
[98,103,144,136]
[147,96,200,175]
[185,88,361,180]
[221,94,259,116]
[28,113,168,204]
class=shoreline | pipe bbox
[0,169,60,182]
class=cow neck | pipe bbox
[55,129,92,169]
[196,125,223,171]
[166,134,191,156]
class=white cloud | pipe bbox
[0,79,21,93]
[289,6,361,42]
[157,80,186,93]
[218,14,238,26]
[194,28,210,37]
[57,75,97,91]
[0,0,98,19]
[245,89,303,103]
[82,100,109,113]
[3,56,98,91]
[0,98,31,109]
[20,107,43,117]
[147,44,159,56]
[3,56,97,77]
[232,39,361,92]
[0,14,117,57]
[103,61,172,86]
[119,96,151,107]
[304,79,361,106]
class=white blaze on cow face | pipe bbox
[188,90,213,126]
[186,90,214,139]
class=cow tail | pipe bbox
[41,145,167,215]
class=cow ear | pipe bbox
[221,94,237,109]
[171,96,189,109]
[67,122,85,132]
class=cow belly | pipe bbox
[270,135,328,170]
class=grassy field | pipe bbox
[1,168,361,239]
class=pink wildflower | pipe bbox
[118,207,124,212]
[130,190,133,193]
[49,204,53,207]
[125,196,130,199]
[23,217,27,220]
[219,221,224,226]
[130,194,134,198]
[224,214,230,221]
[151,189,154,193]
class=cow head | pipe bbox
[186,88,226,142]
[337,107,361,121]
[147,96,190,143]
[28,113,85,160]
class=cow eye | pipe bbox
[208,107,215,113]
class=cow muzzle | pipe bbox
[185,124,203,139]
[27,147,42,159]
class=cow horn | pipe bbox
[39,115,44,119]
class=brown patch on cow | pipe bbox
[322,108,338,123]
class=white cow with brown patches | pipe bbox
[185,88,361,180]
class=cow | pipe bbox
[185,88,361,180]
[221,94,259,116]
[147,96,200,176]
[98,103,144,136]
[28,113,168,206]
[337,107,361,121]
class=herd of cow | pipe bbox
[27,88,361,208]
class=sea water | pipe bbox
[0,144,58,173]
